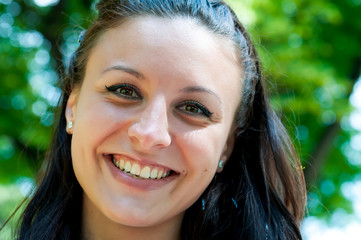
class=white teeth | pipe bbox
[119,159,125,169]
[150,169,158,179]
[140,166,151,178]
[112,156,171,180]
[124,161,131,172]
[114,160,119,168]
[130,163,141,176]
[157,170,164,179]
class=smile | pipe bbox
[109,154,173,180]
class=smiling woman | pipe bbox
[11,0,306,239]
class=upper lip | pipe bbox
[105,152,179,174]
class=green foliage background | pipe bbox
[1,0,361,237]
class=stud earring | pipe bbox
[218,159,224,169]
[66,121,73,134]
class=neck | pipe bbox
[80,195,183,240]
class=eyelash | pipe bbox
[105,83,142,100]
[176,100,213,118]
[105,84,213,119]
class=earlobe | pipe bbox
[217,134,236,173]
[65,91,78,134]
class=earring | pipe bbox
[202,198,206,211]
[231,197,238,208]
[66,121,73,134]
[218,159,224,169]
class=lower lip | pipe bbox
[104,155,177,191]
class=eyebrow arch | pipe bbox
[181,86,223,105]
[101,65,145,80]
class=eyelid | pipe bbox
[105,83,143,100]
[176,100,213,118]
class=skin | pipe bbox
[66,16,242,240]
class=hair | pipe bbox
[13,0,306,239]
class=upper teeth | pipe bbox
[112,156,170,179]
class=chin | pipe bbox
[103,205,165,227]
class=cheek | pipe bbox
[179,127,226,173]
[70,99,135,178]
[73,100,133,149]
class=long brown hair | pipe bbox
[15,1,306,239]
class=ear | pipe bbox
[216,133,236,173]
[65,91,79,134]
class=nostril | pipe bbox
[128,133,140,144]
[128,122,171,149]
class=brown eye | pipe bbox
[183,104,202,114]
[105,84,142,100]
[177,101,213,118]
[116,87,134,96]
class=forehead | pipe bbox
[94,15,239,69]
[87,16,242,98]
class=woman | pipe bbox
[14,0,306,239]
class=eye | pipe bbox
[105,84,142,100]
[177,101,213,118]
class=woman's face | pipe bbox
[66,16,241,230]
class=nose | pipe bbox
[128,96,171,150]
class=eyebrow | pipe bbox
[101,65,145,80]
[101,65,222,105]
[181,86,223,105]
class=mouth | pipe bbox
[105,154,176,180]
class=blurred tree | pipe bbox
[0,0,93,182]
[227,0,361,219]
[0,0,360,231]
